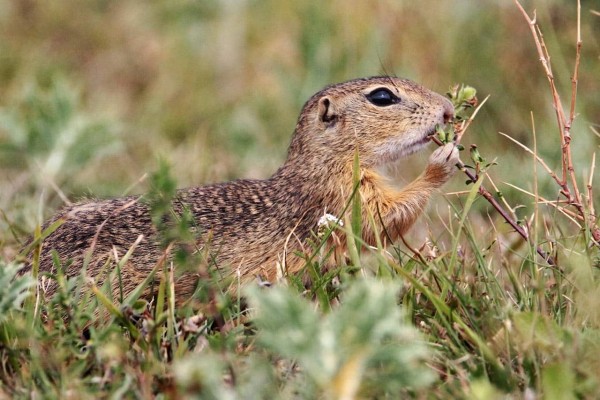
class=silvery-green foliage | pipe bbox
[246,278,435,397]
[0,261,33,323]
[0,79,120,188]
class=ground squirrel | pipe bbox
[25,76,459,303]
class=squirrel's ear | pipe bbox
[317,96,337,126]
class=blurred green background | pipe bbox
[0,0,598,245]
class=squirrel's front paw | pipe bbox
[426,143,460,183]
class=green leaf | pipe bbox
[542,363,576,400]
[351,148,362,257]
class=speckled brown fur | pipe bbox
[24,76,459,303]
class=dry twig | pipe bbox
[514,0,599,244]
[426,1,595,265]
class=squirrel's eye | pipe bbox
[366,88,400,106]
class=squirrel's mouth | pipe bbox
[412,137,434,153]
[400,126,438,155]
[372,125,439,167]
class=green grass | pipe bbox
[1,1,600,398]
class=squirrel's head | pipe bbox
[285,76,453,172]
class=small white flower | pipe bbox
[317,213,343,228]
[317,213,343,237]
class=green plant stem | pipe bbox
[431,136,556,267]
